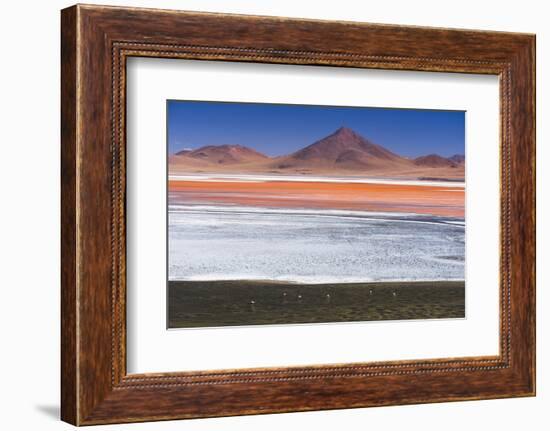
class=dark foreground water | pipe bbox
[168,280,465,328]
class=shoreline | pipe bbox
[168,173,465,188]
[168,278,465,285]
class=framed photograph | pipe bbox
[61,4,535,425]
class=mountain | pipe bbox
[269,127,410,171]
[448,154,465,164]
[174,149,192,155]
[170,144,268,166]
[168,127,465,180]
[414,154,457,168]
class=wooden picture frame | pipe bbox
[61,4,535,425]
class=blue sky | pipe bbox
[167,100,465,158]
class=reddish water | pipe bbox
[169,180,464,217]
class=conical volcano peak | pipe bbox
[331,126,359,138]
[284,126,404,166]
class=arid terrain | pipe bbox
[169,127,465,180]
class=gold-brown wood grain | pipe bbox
[61,4,535,425]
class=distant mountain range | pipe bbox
[169,127,465,180]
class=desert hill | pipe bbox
[169,144,268,168]
[448,154,466,164]
[414,154,458,168]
